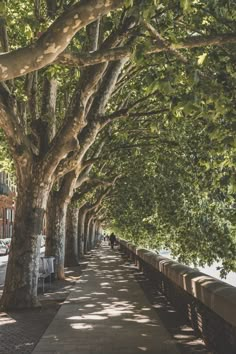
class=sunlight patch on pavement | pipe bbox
[67,314,108,320]
[71,323,93,330]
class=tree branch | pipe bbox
[142,21,188,63]
[100,108,169,127]
[56,47,131,67]
[43,16,134,178]
[87,186,111,212]
[0,84,32,161]
[0,0,125,81]
[55,32,236,68]
[75,142,106,189]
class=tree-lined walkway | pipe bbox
[1,0,236,311]
[33,243,205,354]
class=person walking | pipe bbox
[109,233,116,250]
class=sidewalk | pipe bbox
[0,265,84,354]
[33,244,181,354]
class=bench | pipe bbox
[38,272,51,293]
[38,256,55,293]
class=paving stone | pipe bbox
[1,244,209,354]
[0,265,83,354]
[33,245,182,354]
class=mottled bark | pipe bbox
[0,0,125,80]
[0,8,126,310]
[88,218,94,250]
[56,33,236,68]
[83,215,89,253]
[0,17,9,52]
[45,191,68,279]
[28,71,38,121]
[96,221,101,245]
[90,220,96,248]
[45,122,102,275]
[46,168,81,278]
[0,175,50,309]
[84,213,93,252]
[41,77,58,143]
[46,0,57,18]
[78,207,88,256]
[65,203,79,267]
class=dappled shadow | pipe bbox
[126,255,209,354]
[0,244,210,354]
[0,264,85,353]
[38,263,87,301]
[35,244,180,354]
[0,301,61,354]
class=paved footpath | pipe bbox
[33,244,181,354]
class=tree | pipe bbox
[0,0,125,80]
[102,62,236,275]
[1,0,236,309]
[0,1,128,309]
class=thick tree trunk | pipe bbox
[90,220,96,249]
[41,77,57,142]
[78,207,88,257]
[93,221,98,247]
[45,170,81,278]
[83,215,89,253]
[93,222,98,246]
[88,219,93,250]
[0,179,49,309]
[45,191,68,280]
[97,222,102,243]
[84,214,93,252]
[65,203,79,267]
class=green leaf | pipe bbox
[197,53,207,66]
[24,24,33,39]
[142,5,156,20]
[180,0,192,13]
[228,178,236,194]
[132,39,152,65]
[124,0,133,8]
[0,2,7,16]
[147,80,159,94]
[158,80,173,94]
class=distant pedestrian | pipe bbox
[110,233,116,250]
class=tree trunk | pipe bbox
[45,170,81,278]
[0,178,49,309]
[41,77,57,142]
[84,213,93,252]
[45,191,68,279]
[93,222,98,246]
[90,220,96,249]
[97,222,102,244]
[88,219,94,250]
[65,203,79,267]
[93,220,98,248]
[78,207,88,257]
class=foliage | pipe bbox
[104,104,236,275]
[100,0,236,274]
[0,130,15,176]
[1,0,236,275]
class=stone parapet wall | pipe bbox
[119,239,236,354]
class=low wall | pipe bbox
[119,239,236,354]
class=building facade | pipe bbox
[0,171,16,239]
